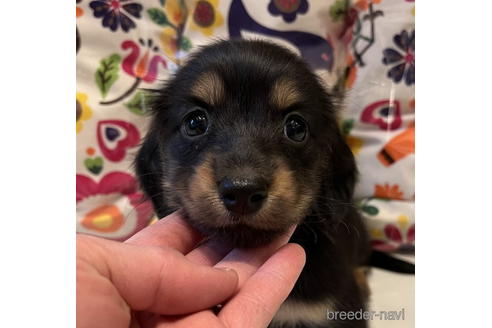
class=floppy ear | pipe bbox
[328,128,358,203]
[135,129,166,216]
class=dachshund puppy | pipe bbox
[136,39,370,328]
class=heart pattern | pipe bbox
[360,99,402,131]
[97,120,140,162]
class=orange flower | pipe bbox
[354,0,382,11]
[81,205,124,233]
[345,54,357,89]
[76,6,84,17]
[374,183,404,200]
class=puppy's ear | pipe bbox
[135,129,165,215]
[329,128,358,203]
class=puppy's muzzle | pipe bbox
[218,177,268,216]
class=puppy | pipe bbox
[135,39,370,328]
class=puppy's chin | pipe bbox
[205,223,290,248]
[182,211,291,248]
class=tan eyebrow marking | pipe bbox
[270,77,302,110]
[190,71,224,106]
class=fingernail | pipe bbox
[216,266,239,278]
[216,266,235,273]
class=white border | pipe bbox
[418,1,492,327]
[0,2,74,327]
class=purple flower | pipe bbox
[382,30,415,86]
[89,0,143,32]
[268,0,309,23]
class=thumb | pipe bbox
[81,235,238,315]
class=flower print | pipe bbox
[269,0,309,23]
[341,119,363,155]
[328,0,348,22]
[160,27,192,64]
[189,0,224,36]
[382,30,415,85]
[121,38,167,82]
[345,54,357,88]
[371,221,415,252]
[100,39,167,105]
[76,172,154,240]
[147,0,192,62]
[160,27,179,61]
[89,0,143,32]
[346,136,363,155]
[360,99,402,131]
[77,0,84,17]
[76,92,93,133]
[374,183,404,200]
[163,0,186,26]
[354,0,381,11]
[96,120,140,162]
[377,124,415,166]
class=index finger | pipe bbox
[219,243,306,328]
[153,243,306,328]
[125,210,203,254]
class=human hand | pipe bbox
[77,210,306,328]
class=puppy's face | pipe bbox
[137,40,355,247]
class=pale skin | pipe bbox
[77,211,306,328]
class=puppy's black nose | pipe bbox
[219,178,268,215]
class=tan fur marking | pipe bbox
[253,159,312,230]
[189,156,216,202]
[190,71,224,106]
[270,161,297,204]
[354,266,371,301]
[270,77,302,110]
[272,160,313,219]
[186,154,228,225]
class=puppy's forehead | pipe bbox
[190,69,301,111]
[190,70,225,106]
[270,77,302,110]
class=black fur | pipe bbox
[135,39,370,327]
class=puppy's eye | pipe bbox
[182,110,208,136]
[284,115,308,142]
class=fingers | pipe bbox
[82,236,239,316]
[82,215,301,327]
[213,226,297,287]
[154,242,306,328]
[154,311,226,328]
[186,238,233,266]
[77,251,132,328]
[219,243,306,328]
[125,210,203,253]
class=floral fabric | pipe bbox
[343,0,415,252]
[76,0,415,251]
